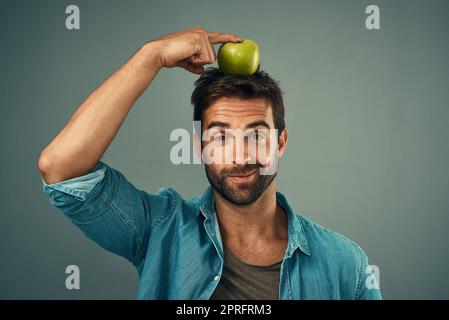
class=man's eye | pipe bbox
[248,132,266,141]
[213,134,231,143]
[214,135,225,142]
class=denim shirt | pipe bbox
[42,161,382,300]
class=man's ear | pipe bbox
[277,128,288,157]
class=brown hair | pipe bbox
[191,67,285,135]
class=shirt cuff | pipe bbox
[41,161,107,201]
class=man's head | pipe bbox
[191,68,287,205]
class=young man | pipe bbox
[39,27,381,300]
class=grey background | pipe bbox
[1,0,448,299]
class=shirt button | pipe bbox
[214,275,220,281]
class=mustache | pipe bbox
[222,163,262,176]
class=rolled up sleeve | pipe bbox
[41,161,175,267]
[42,162,106,202]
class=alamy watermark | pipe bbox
[65,264,80,290]
[366,264,381,290]
[65,5,80,30]
[63,5,380,32]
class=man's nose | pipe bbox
[231,136,254,165]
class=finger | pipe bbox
[208,32,242,44]
[203,36,216,64]
[185,63,205,74]
[189,43,210,65]
[176,60,205,74]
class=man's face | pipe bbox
[199,97,287,205]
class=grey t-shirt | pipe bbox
[210,245,282,300]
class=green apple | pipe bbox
[217,39,260,76]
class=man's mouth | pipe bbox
[227,169,258,183]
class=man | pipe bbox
[39,27,381,300]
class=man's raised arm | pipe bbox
[38,27,241,184]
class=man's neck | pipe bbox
[213,180,288,248]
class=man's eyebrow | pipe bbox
[206,121,231,130]
[205,120,271,130]
[245,120,271,129]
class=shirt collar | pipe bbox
[198,185,311,257]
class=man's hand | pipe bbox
[150,27,242,74]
